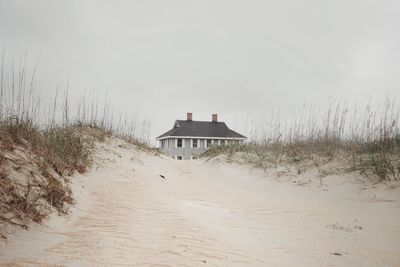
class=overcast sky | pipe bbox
[1,0,400,140]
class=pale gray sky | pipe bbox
[1,0,400,140]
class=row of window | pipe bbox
[160,139,241,149]
[174,155,198,160]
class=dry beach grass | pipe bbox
[202,100,400,185]
[0,56,151,240]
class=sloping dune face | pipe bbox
[1,139,400,266]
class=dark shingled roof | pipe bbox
[156,120,246,139]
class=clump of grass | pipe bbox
[44,126,92,175]
[123,136,159,155]
[348,135,400,183]
[202,143,245,159]
[0,116,41,147]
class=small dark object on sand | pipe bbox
[202,260,207,263]
[333,253,342,256]
[160,175,166,179]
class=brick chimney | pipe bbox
[187,112,193,121]
[212,114,218,122]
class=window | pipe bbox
[177,156,183,160]
[177,139,182,148]
[192,139,198,148]
[207,139,212,147]
[221,140,225,145]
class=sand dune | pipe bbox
[1,138,399,266]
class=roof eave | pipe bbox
[156,136,247,141]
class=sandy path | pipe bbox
[1,140,400,266]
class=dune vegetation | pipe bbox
[202,101,400,185]
[0,56,151,239]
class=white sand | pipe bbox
[1,139,400,266]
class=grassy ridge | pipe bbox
[0,55,150,239]
[202,102,400,184]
